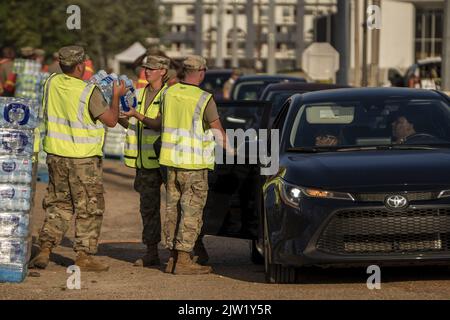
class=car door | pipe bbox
[202,100,272,239]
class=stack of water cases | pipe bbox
[0,97,38,282]
[14,59,49,181]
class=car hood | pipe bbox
[281,149,450,192]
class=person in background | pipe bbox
[222,68,242,100]
[47,52,62,74]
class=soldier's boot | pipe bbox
[29,247,51,269]
[173,250,212,275]
[164,250,176,273]
[75,251,109,272]
[133,244,160,267]
[193,238,209,265]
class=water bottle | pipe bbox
[0,97,38,129]
[119,75,137,112]
[0,213,29,238]
[0,238,29,267]
[88,70,108,85]
[0,156,33,184]
[0,185,32,212]
[0,129,34,156]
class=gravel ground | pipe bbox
[1,159,450,300]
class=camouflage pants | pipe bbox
[134,168,162,246]
[164,168,208,252]
[38,154,105,254]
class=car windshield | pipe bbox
[288,98,450,149]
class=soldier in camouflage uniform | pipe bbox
[119,55,170,267]
[30,46,126,272]
[159,56,234,275]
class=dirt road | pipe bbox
[1,159,450,300]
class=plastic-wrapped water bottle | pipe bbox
[0,184,32,212]
[0,97,39,129]
[0,213,29,238]
[0,129,34,156]
[88,70,108,85]
[0,238,30,267]
[119,75,137,112]
[0,156,33,184]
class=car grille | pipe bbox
[317,208,450,255]
[356,192,437,202]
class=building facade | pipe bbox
[157,0,446,85]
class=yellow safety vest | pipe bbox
[159,83,215,170]
[42,73,105,158]
[123,84,166,169]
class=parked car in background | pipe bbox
[230,75,306,101]
[259,87,450,283]
[260,82,350,126]
[200,69,233,101]
[389,57,441,90]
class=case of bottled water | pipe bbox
[0,129,34,156]
[89,71,137,112]
[0,212,30,238]
[0,156,33,184]
[0,185,32,212]
[0,238,31,282]
[0,97,39,129]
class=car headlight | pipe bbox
[280,180,354,207]
[438,190,450,198]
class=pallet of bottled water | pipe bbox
[0,97,38,283]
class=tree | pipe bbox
[0,0,161,69]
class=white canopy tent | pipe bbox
[111,42,147,73]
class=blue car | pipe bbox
[259,87,450,283]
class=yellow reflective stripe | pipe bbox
[46,130,102,144]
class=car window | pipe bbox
[232,81,266,100]
[267,91,298,120]
[217,101,270,131]
[288,99,450,148]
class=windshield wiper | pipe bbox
[286,147,339,153]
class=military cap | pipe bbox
[58,45,86,66]
[142,55,170,70]
[183,55,208,71]
[34,48,46,57]
[20,47,34,58]
[52,52,59,59]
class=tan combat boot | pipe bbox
[134,244,160,267]
[75,252,109,272]
[29,247,51,269]
[173,251,212,275]
[164,250,176,273]
[193,238,209,265]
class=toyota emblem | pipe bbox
[385,195,409,209]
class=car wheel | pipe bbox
[250,239,264,265]
[263,211,296,284]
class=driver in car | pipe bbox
[391,113,417,144]
[315,131,339,146]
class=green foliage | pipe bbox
[0,0,161,68]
